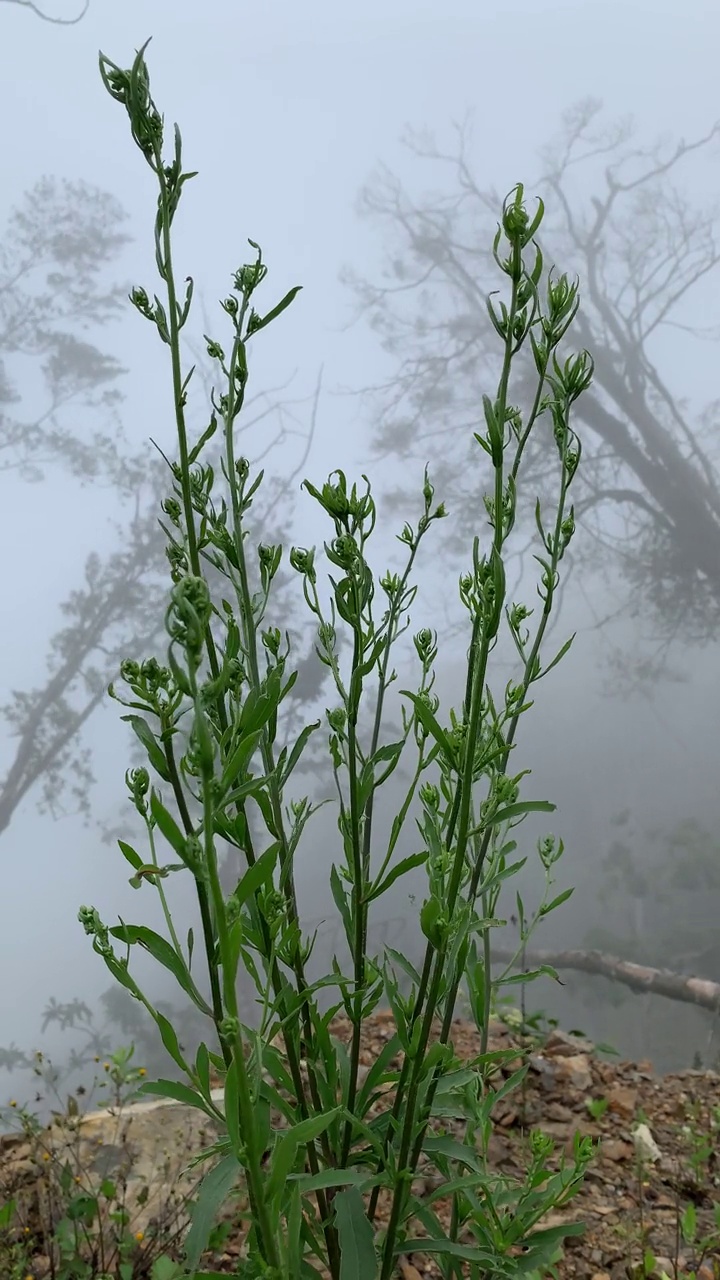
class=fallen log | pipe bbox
[489,947,720,1013]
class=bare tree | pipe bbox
[344,102,720,675]
[0,175,321,842]
[0,0,89,24]
[0,176,161,833]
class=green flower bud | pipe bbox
[419,782,440,811]
[261,627,281,657]
[289,545,316,580]
[162,497,182,526]
[326,706,346,734]
[414,628,437,665]
[380,571,401,598]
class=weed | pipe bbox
[0,1047,205,1279]
[71,37,596,1280]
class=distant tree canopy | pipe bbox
[346,102,720,678]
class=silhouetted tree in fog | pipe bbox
[345,101,720,679]
[0,0,89,24]
[0,177,167,834]
[0,172,322,843]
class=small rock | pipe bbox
[599,1137,633,1162]
[606,1084,638,1117]
[632,1121,662,1163]
[651,1256,681,1278]
[544,1028,595,1057]
[552,1052,594,1091]
[399,1258,424,1280]
[546,1101,575,1122]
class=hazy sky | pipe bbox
[2,0,720,1091]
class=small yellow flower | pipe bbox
[42,1152,50,1162]
[103,1062,110,1072]
[135,1230,144,1243]
[24,1226,30,1235]
[75,1175,82,1184]
[138,1068,147,1077]
[9,1099,17,1107]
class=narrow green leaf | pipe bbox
[195,1041,211,1097]
[117,839,143,871]
[230,842,280,912]
[487,1065,528,1110]
[137,1078,217,1119]
[188,413,218,466]
[539,887,574,916]
[293,1168,371,1193]
[280,720,321,787]
[109,923,208,1011]
[153,1009,189,1074]
[330,864,353,948]
[149,791,189,859]
[356,1029,399,1121]
[422,1134,484,1173]
[497,964,560,987]
[0,1200,16,1228]
[383,947,421,989]
[219,729,262,793]
[366,851,427,903]
[121,715,171,781]
[287,1179,303,1280]
[248,285,302,336]
[400,691,455,763]
[487,799,555,828]
[267,1108,342,1203]
[183,1154,240,1271]
[537,632,575,680]
[393,1239,508,1267]
[223,1058,241,1159]
[334,1186,378,1280]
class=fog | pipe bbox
[1,0,720,1117]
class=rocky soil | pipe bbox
[2,1010,719,1279]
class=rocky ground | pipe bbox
[3,1009,719,1279]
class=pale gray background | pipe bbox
[1,0,719,1108]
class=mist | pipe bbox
[1,0,719,1120]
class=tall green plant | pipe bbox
[79,41,595,1280]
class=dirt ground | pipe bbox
[4,1008,719,1279]
[202,1009,720,1280]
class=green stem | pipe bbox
[164,737,229,1065]
[340,628,366,1166]
[197,709,281,1272]
[222,321,340,1275]
[397,391,576,1224]
[378,253,522,1280]
[155,160,228,738]
[341,529,427,1168]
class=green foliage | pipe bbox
[0,1046,203,1279]
[74,39,597,1280]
